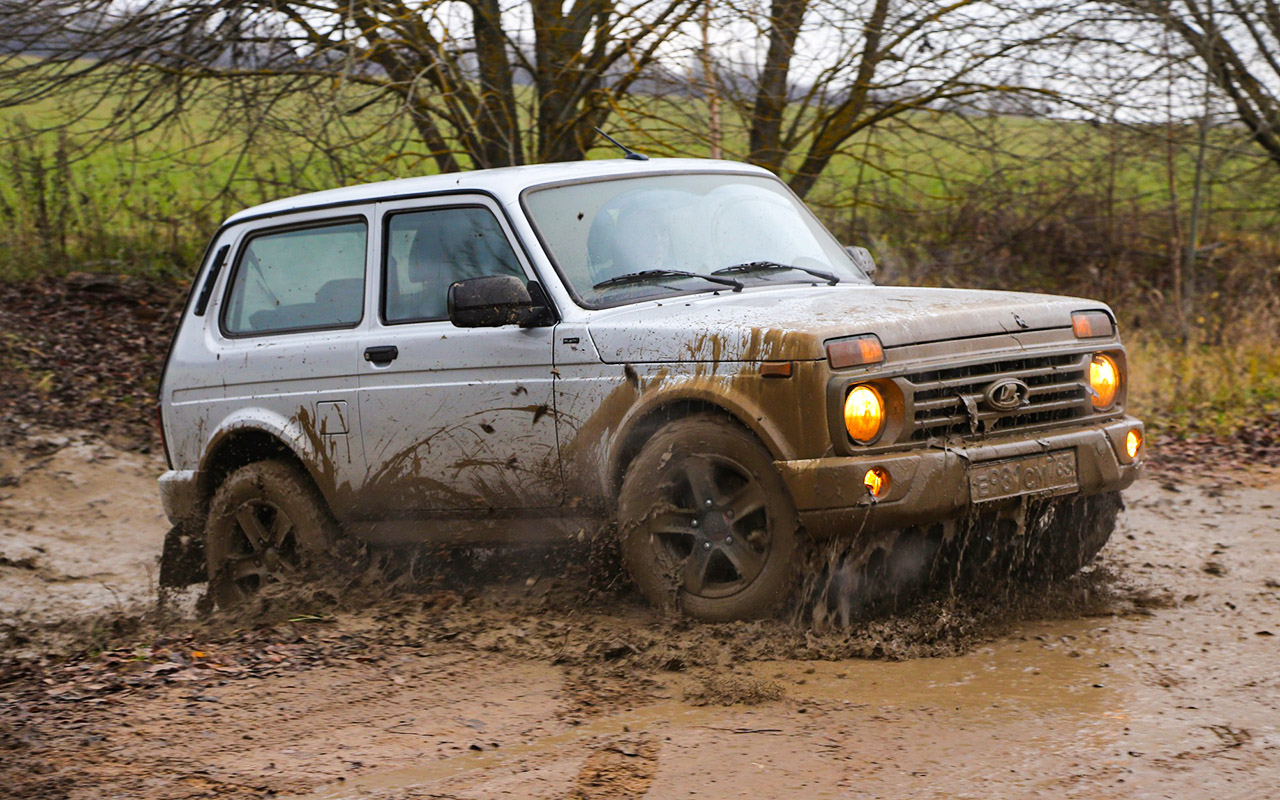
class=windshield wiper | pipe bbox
[712,260,839,286]
[593,269,743,292]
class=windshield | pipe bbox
[522,171,871,308]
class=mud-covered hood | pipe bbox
[585,284,1107,363]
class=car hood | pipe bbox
[585,284,1106,364]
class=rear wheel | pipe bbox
[618,415,799,622]
[204,459,338,608]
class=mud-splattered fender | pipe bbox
[197,405,351,516]
[607,375,794,467]
[579,362,831,501]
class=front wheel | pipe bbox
[204,459,339,608]
[618,415,799,622]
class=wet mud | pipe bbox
[2,434,1279,798]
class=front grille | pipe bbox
[904,352,1091,441]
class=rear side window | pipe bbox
[223,220,367,336]
[383,206,524,324]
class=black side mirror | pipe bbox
[844,245,877,282]
[447,275,553,328]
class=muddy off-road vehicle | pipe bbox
[157,158,1144,620]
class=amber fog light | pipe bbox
[1126,429,1142,459]
[1089,353,1120,410]
[844,384,885,443]
[864,468,890,498]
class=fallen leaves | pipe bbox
[0,275,186,452]
[1146,414,1280,481]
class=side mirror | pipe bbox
[447,275,553,328]
[844,245,877,282]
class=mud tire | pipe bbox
[618,414,799,622]
[205,459,339,609]
[1027,491,1123,579]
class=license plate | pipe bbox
[968,450,1078,503]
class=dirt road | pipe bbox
[1,434,1277,799]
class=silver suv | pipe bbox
[157,159,1144,620]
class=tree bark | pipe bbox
[748,0,807,174]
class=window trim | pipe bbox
[219,215,370,340]
[378,202,531,327]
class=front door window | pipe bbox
[383,206,527,324]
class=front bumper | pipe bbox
[158,469,202,526]
[776,416,1143,539]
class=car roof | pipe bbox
[223,158,775,225]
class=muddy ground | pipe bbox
[1,432,1278,799]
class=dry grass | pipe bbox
[1126,311,1280,434]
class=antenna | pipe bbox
[593,127,649,161]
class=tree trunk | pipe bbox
[748,0,807,174]
[470,0,524,167]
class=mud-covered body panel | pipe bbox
[584,284,1098,363]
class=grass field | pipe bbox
[3,79,1279,433]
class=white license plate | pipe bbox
[968,450,1078,503]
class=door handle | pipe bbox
[363,345,399,366]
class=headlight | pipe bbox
[844,384,885,443]
[1089,353,1120,409]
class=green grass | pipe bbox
[3,69,1280,437]
[4,71,1278,281]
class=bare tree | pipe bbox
[0,0,698,174]
[727,0,1073,198]
[1116,0,1280,171]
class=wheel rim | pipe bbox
[647,454,772,599]
[215,498,301,600]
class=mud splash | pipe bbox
[797,491,1124,630]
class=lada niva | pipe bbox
[157,158,1143,620]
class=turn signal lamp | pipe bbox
[1126,429,1142,460]
[827,334,884,369]
[1089,353,1120,410]
[1072,311,1115,339]
[844,384,885,443]
[864,468,890,498]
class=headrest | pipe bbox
[406,214,454,284]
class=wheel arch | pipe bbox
[197,411,339,516]
[607,388,792,496]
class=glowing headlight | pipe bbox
[844,384,885,443]
[1089,353,1120,410]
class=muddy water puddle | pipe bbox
[756,618,1123,715]
[292,618,1206,800]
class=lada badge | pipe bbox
[983,378,1030,412]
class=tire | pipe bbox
[1026,491,1123,579]
[204,459,339,608]
[618,414,799,622]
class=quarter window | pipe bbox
[223,220,367,336]
[383,206,525,324]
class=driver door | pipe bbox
[353,195,562,517]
